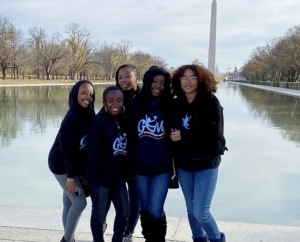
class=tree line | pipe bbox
[0,15,167,80]
[241,25,300,82]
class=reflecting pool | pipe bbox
[0,83,299,227]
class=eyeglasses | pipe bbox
[180,76,198,82]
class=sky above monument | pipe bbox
[1,0,299,73]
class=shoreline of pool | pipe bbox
[229,81,300,98]
[0,205,299,242]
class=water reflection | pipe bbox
[0,85,108,148]
[0,83,300,227]
[237,84,300,146]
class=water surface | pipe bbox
[0,83,299,227]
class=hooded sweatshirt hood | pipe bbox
[48,80,96,178]
[68,80,96,124]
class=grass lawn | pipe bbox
[215,76,227,82]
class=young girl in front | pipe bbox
[48,80,95,242]
[170,64,226,242]
[85,86,129,242]
[128,66,172,242]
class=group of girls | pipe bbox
[48,64,226,242]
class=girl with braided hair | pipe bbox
[85,86,129,242]
[170,64,226,242]
[128,66,173,242]
[115,64,141,242]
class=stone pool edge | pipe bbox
[0,205,299,242]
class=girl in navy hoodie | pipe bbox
[170,64,226,242]
[85,86,129,242]
[115,64,141,242]
[48,80,95,242]
[128,66,172,242]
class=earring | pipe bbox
[104,106,107,112]
[121,106,125,113]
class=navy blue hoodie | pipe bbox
[48,80,95,178]
[129,98,172,176]
[85,111,128,188]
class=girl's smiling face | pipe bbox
[103,90,124,116]
[118,67,138,92]
[77,83,94,108]
[151,75,165,97]
[180,69,198,94]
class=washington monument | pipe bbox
[208,0,217,75]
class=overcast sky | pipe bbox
[1,0,300,73]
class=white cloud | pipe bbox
[1,0,300,72]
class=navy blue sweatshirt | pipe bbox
[129,98,172,176]
[171,90,224,172]
[85,111,128,188]
[48,81,95,178]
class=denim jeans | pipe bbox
[177,168,221,240]
[90,183,129,242]
[135,172,171,220]
[124,178,141,237]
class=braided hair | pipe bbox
[103,86,124,100]
[115,64,139,88]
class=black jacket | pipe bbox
[128,98,172,176]
[85,111,128,188]
[98,86,141,178]
[171,90,224,171]
[48,81,95,178]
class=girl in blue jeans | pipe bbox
[170,64,226,242]
[86,86,130,242]
[128,66,173,242]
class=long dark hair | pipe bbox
[137,66,172,135]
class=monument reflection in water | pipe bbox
[0,83,299,227]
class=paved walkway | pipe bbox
[231,82,300,98]
[0,205,299,242]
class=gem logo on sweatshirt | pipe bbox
[113,133,127,156]
[182,115,192,130]
[79,134,88,150]
[138,115,165,139]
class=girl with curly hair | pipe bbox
[170,64,226,242]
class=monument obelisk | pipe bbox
[208,0,217,75]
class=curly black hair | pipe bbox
[172,64,218,97]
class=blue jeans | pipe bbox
[90,183,129,242]
[135,172,171,220]
[177,168,221,240]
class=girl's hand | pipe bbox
[65,178,78,195]
[170,129,181,141]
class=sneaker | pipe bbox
[103,222,108,234]
[122,235,132,242]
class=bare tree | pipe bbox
[0,15,14,79]
[10,28,28,79]
[40,33,68,80]
[61,23,97,80]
